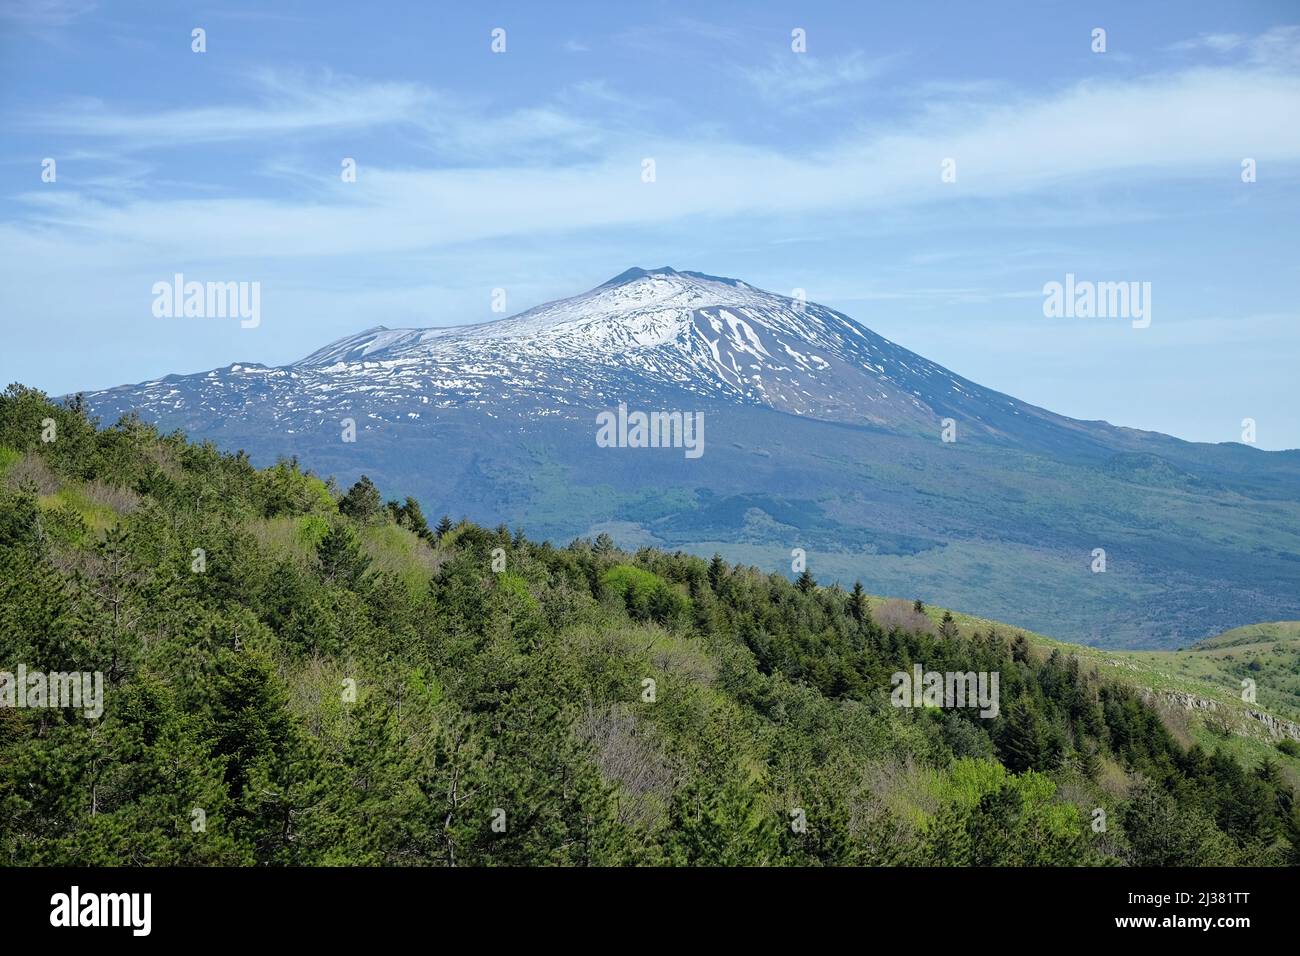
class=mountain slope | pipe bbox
[87,267,1122,446]
[3,394,1296,866]
[922,603,1300,754]
[75,268,1300,648]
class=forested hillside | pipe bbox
[2,384,1297,866]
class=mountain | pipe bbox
[82,266,1145,448]
[77,267,1300,649]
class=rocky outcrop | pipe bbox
[1246,708,1300,742]
[1139,687,1300,741]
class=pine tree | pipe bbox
[1121,783,1236,866]
[940,610,958,639]
[796,569,816,593]
[665,776,782,866]
[400,496,432,540]
[1012,633,1032,663]
[707,553,726,593]
[316,522,370,587]
[849,581,869,622]
[1283,804,1300,866]
[1079,742,1102,780]
[339,476,382,523]
[435,514,454,539]
[967,784,1025,865]
[204,649,327,864]
[998,697,1046,773]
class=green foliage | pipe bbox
[387,496,432,541]
[338,475,382,523]
[601,564,688,627]
[316,521,370,588]
[918,760,1090,865]
[1,386,1294,867]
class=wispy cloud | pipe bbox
[19,69,649,164]
[22,68,438,147]
[1167,24,1300,66]
[8,59,1298,265]
[1167,33,1249,55]
[615,16,748,56]
[739,51,901,105]
[0,0,94,26]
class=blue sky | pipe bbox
[2,0,1298,447]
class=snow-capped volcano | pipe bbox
[298,264,933,420]
[74,267,1300,649]
[297,267,780,367]
[104,266,1052,441]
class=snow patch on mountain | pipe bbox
[82,266,1063,441]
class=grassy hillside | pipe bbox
[88,396,1300,651]
[889,602,1300,780]
[2,384,1298,867]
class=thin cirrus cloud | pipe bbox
[1165,24,1300,62]
[8,57,1299,265]
[22,69,439,147]
[23,69,636,165]
[738,50,903,104]
[0,0,96,26]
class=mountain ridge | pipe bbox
[84,268,1156,449]
[72,267,1300,648]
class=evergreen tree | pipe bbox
[316,522,370,587]
[400,496,432,540]
[940,610,958,639]
[339,476,382,523]
[707,553,726,593]
[1079,742,1102,780]
[849,581,869,622]
[1012,633,1032,663]
[998,697,1046,773]
[1283,804,1300,866]
[1121,783,1236,866]
[665,777,782,866]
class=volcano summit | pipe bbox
[79,268,1300,648]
